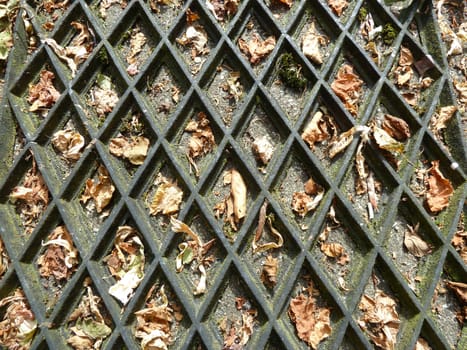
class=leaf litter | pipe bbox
[403,223,432,258]
[124,25,148,76]
[327,0,348,17]
[171,217,216,295]
[302,22,328,65]
[67,278,112,350]
[425,160,454,213]
[89,74,119,119]
[134,284,183,350]
[451,213,466,264]
[0,237,9,279]
[103,226,145,305]
[288,278,332,349]
[291,177,325,217]
[109,135,150,166]
[149,173,183,217]
[331,64,364,117]
[27,69,60,117]
[52,128,86,161]
[205,0,239,24]
[9,155,49,235]
[80,164,115,214]
[0,288,37,350]
[238,26,276,66]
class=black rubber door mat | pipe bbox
[0,0,466,349]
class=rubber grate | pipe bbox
[0,0,466,349]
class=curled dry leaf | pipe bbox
[302,22,325,65]
[0,288,37,350]
[252,136,274,166]
[125,28,147,76]
[261,254,278,288]
[404,224,432,258]
[176,23,209,58]
[185,111,216,177]
[429,105,457,142]
[149,174,183,216]
[331,64,363,116]
[292,177,324,217]
[67,279,112,350]
[358,289,400,350]
[425,160,454,213]
[382,114,411,141]
[399,46,414,66]
[206,0,239,22]
[288,281,332,349]
[90,74,119,117]
[43,21,93,77]
[252,202,284,253]
[372,126,405,154]
[238,34,276,65]
[328,126,355,159]
[222,70,243,103]
[320,242,350,265]
[52,129,85,161]
[301,110,330,149]
[9,157,49,235]
[328,0,348,16]
[104,226,145,305]
[272,0,293,8]
[28,70,60,115]
[38,225,79,282]
[109,136,150,165]
[134,285,183,350]
[80,165,115,213]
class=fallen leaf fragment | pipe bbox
[80,165,115,213]
[109,136,150,165]
[176,24,209,57]
[52,129,85,161]
[67,279,112,350]
[404,224,432,258]
[382,114,411,141]
[302,22,324,65]
[292,177,325,217]
[331,64,363,116]
[358,289,400,350]
[222,70,243,102]
[104,226,145,305]
[0,288,37,350]
[0,237,9,279]
[125,28,147,76]
[415,338,432,350]
[238,34,276,65]
[320,242,350,265]
[90,74,119,117]
[445,280,467,323]
[220,297,257,349]
[328,0,348,16]
[149,174,183,216]
[206,0,239,22]
[38,225,79,282]
[252,202,284,254]
[252,136,274,165]
[429,106,457,142]
[288,281,332,349]
[328,127,355,158]
[301,110,329,149]
[261,254,278,288]
[372,126,405,154]
[425,160,454,213]
[28,70,60,115]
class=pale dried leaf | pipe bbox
[328,127,355,159]
[261,255,278,288]
[320,242,350,265]
[109,136,149,165]
[373,126,405,154]
[429,105,457,142]
[253,216,284,253]
[404,224,432,258]
[426,160,454,213]
[222,70,243,102]
[238,34,276,64]
[399,46,414,66]
[149,175,183,216]
[230,169,247,222]
[252,136,274,165]
[331,65,363,116]
[80,165,115,213]
[301,110,329,149]
[302,22,323,64]
[415,338,432,350]
[328,0,348,16]
[176,25,209,56]
[52,129,85,161]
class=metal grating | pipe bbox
[0,0,466,349]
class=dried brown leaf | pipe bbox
[230,169,247,223]
[206,0,239,22]
[238,34,276,65]
[445,280,467,305]
[176,24,209,57]
[52,129,85,161]
[331,64,363,116]
[399,46,414,66]
[0,238,9,279]
[429,105,457,142]
[80,165,115,213]
[382,114,411,141]
[149,175,183,216]
[426,160,454,213]
[320,242,350,265]
[261,255,278,288]
[328,0,348,16]
[109,136,150,165]
[222,70,244,103]
[372,126,405,154]
[90,75,119,117]
[253,215,284,253]
[301,110,329,149]
[27,70,60,114]
[302,22,323,64]
[252,136,274,165]
[404,224,432,258]
[415,338,432,350]
[328,127,355,159]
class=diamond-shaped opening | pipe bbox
[383,198,443,298]
[0,151,51,241]
[19,206,81,318]
[451,212,466,266]
[340,145,399,225]
[277,260,344,349]
[350,1,401,69]
[233,93,289,180]
[126,266,192,349]
[199,147,260,243]
[35,96,91,186]
[202,264,267,348]
[9,48,66,136]
[427,82,465,161]
[353,259,420,349]
[46,4,100,79]
[430,254,467,349]
[72,46,127,131]
[145,0,185,32]
[263,43,319,125]
[290,0,341,71]
[136,48,189,129]
[310,199,372,305]
[408,135,465,231]
[170,2,220,76]
[233,8,281,76]
[51,273,115,349]
[326,40,379,120]
[387,36,443,117]
[164,203,227,312]
[270,143,329,238]
[132,147,190,249]
[99,93,157,182]
[320,0,358,24]
[25,0,71,32]
[298,89,355,178]
[416,320,452,350]
[90,206,154,310]
[109,3,160,79]
[60,150,121,238]
[87,0,128,34]
[237,199,302,304]
[166,93,224,182]
[264,0,302,29]
[200,43,254,127]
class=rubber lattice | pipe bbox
[0,0,466,349]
